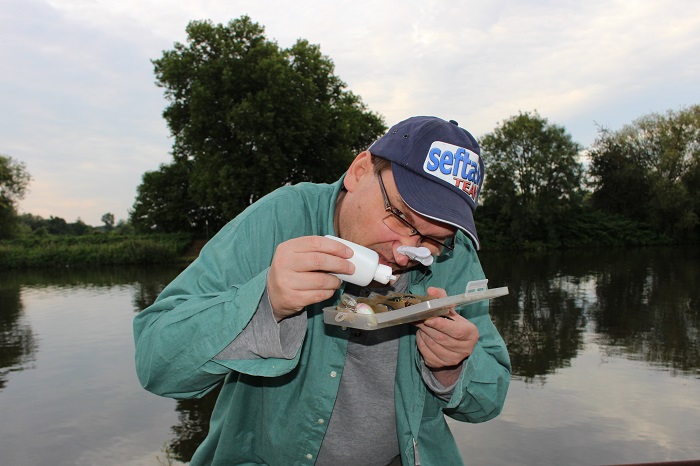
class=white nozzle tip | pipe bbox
[373,264,396,284]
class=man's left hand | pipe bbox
[414,287,479,386]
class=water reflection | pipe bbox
[0,282,37,390]
[0,265,185,291]
[130,266,185,312]
[0,265,184,392]
[482,252,588,383]
[480,246,700,380]
[589,247,700,375]
[170,387,221,461]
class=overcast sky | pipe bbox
[2,0,699,226]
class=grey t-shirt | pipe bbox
[314,279,404,466]
[215,273,460,465]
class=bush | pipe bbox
[476,208,670,251]
[0,233,193,269]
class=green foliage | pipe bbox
[19,213,93,236]
[101,212,115,231]
[552,209,668,249]
[588,105,700,240]
[0,205,21,240]
[0,234,192,269]
[133,16,385,234]
[477,207,668,251]
[587,127,651,221]
[479,111,584,245]
[0,154,32,239]
[130,159,217,234]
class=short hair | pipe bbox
[370,154,391,175]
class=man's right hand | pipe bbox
[267,236,355,322]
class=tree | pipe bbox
[130,160,220,233]
[135,16,385,234]
[101,212,115,231]
[479,111,584,244]
[587,126,651,222]
[18,213,91,236]
[0,154,31,239]
[588,105,700,239]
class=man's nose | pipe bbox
[393,237,422,265]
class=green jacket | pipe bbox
[133,177,510,465]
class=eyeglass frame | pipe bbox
[376,171,455,251]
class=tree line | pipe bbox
[478,106,700,248]
[2,16,699,250]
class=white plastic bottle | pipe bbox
[325,235,396,286]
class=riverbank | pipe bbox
[0,233,193,269]
[0,221,693,270]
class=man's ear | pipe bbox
[343,151,373,192]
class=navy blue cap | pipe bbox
[368,116,484,249]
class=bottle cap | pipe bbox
[373,264,397,284]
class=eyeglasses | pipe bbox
[377,172,454,251]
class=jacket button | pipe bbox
[330,371,337,378]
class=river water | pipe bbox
[0,246,698,465]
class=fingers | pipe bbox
[278,236,355,277]
[416,330,456,368]
[415,309,479,368]
[268,236,356,320]
[426,286,447,299]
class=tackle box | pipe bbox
[323,279,509,330]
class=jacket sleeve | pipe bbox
[213,287,307,361]
[133,191,311,399]
[427,234,511,422]
[442,308,511,422]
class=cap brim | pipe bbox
[391,163,480,250]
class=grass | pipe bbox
[0,233,193,269]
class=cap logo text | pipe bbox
[423,141,482,202]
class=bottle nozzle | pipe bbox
[374,263,397,285]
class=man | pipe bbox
[134,116,510,465]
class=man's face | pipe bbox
[338,153,456,273]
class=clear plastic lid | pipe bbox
[323,280,509,330]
